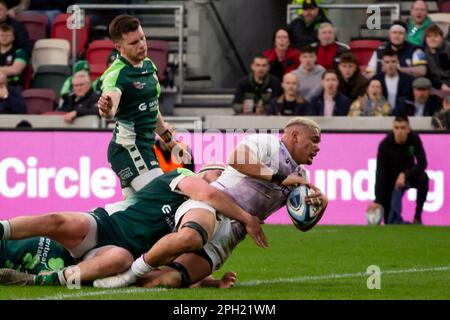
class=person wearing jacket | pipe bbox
[367,116,429,225]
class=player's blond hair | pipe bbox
[284,117,321,133]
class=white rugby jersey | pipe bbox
[212,134,308,222]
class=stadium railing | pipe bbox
[286,3,401,24]
[0,115,436,131]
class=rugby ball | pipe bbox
[365,207,383,225]
[286,185,320,232]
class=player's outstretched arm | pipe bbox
[177,176,268,248]
[229,144,309,187]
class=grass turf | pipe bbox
[1,225,450,300]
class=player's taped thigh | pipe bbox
[167,261,192,288]
[180,221,209,246]
[68,213,98,259]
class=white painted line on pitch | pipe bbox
[238,265,450,287]
[27,287,168,300]
[18,265,450,300]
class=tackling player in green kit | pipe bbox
[0,166,265,286]
[98,15,189,196]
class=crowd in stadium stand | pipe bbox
[0,0,449,130]
[232,0,450,130]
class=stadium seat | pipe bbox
[51,13,91,55]
[349,39,384,68]
[438,0,450,13]
[31,65,71,101]
[22,64,33,89]
[147,40,170,84]
[31,39,70,72]
[89,63,107,82]
[85,39,115,67]
[22,88,56,114]
[15,12,49,47]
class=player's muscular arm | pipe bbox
[98,91,121,119]
[228,144,309,186]
[177,176,268,248]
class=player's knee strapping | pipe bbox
[181,221,208,246]
[167,262,191,288]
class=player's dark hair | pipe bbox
[394,116,409,123]
[109,15,141,43]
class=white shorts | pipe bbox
[174,199,246,271]
[203,216,246,272]
[174,199,217,229]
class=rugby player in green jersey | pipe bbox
[0,165,265,286]
[98,15,190,197]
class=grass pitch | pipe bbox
[1,225,450,300]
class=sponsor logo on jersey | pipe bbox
[133,81,146,90]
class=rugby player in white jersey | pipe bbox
[94,117,328,289]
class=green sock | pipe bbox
[34,272,63,286]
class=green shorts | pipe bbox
[107,141,160,189]
[88,208,131,253]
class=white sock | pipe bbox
[0,221,11,240]
[130,255,156,278]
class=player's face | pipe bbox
[292,127,321,165]
[117,26,147,65]
[393,120,411,144]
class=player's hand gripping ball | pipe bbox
[286,185,320,232]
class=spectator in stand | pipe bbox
[291,44,325,102]
[309,69,350,116]
[373,48,414,113]
[8,0,75,30]
[290,0,327,17]
[0,0,31,58]
[57,70,100,124]
[348,79,392,117]
[153,122,194,173]
[0,70,26,114]
[406,0,433,47]
[396,77,442,117]
[287,0,331,50]
[311,22,349,70]
[368,116,428,225]
[336,52,368,102]
[267,73,309,116]
[432,94,450,130]
[262,27,300,81]
[231,54,282,115]
[424,24,450,91]
[0,23,26,88]
[59,60,101,110]
[365,20,427,79]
